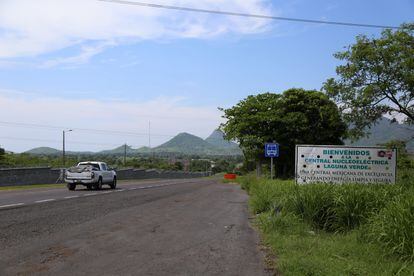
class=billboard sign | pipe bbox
[295,145,397,184]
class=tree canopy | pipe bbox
[220,88,347,175]
[323,23,414,139]
[0,147,5,165]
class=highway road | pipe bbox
[0,178,269,275]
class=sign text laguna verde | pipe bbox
[295,145,397,184]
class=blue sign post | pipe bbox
[265,143,279,179]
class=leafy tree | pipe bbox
[212,159,231,174]
[380,140,413,170]
[190,159,211,172]
[220,89,347,176]
[173,161,184,171]
[0,146,5,166]
[323,23,414,139]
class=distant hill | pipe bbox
[23,131,242,156]
[25,147,61,155]
[347,117,414,152]
[98,144,138,155]
[136,146,152,153]
[153,132,218,155]
[24,147,95,155]
[205,129,240,149]
[23,121,412,156]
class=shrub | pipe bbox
[238,174,258,192]
[242,175,414,260]
[398,169,414,189]
[287,183,337,231]
[249,179,294,214]
[331,184,398,232]
[366,191,414,260]
[257,211,307,235]
[285,183,401,232]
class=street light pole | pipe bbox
[62,129,72,167]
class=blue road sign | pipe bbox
[265,143,279,158]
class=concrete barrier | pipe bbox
[0,167,209,187]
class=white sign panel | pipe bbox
[295,145,397,184]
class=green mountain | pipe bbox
[25,147,61,155]
[205,129,240,149]
[24,147,95,155]
[24,120,412,156]
[347,117,414,152]
[98,144,138,155]
[154,132,218,155]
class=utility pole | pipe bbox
[62,130,65,167]
[124,143,127,166]
[149,121,155,160]
[148,121,151,149]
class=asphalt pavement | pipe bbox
[0,178,269,275]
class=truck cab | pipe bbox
[65,161,117,191]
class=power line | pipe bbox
[98,0,400,30]
[0,136,142,148]
[0,120,175,138]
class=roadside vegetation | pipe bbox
[237,168,414,275]
[220,24,414,274]
[0,183,65,191]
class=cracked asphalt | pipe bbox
[0,178,269,275]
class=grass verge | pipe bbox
[0,183,65,191]
[236,174,414,275]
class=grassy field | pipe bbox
[237,173,414,275]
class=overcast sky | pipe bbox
[0,0,413,152]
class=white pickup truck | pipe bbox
[65,161,117,191]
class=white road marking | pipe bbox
[0,182,188,209]
[0,203,25,209]
[35,199,56,203]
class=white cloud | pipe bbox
[0,0,274,63]
[0,90,223,152]
[39,41,115,68]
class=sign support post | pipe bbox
[270,157,274,179]
[265,142,279,180]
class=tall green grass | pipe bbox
[249,179,294,214]
[239,173,414,260]
[288,183,400,232]
[367,190,414,261]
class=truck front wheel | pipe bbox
[93,178,103,190]
[67,183,76,191]
[110,177,117,189]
